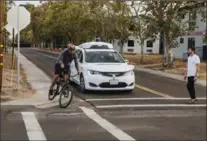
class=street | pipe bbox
[1,48,206,141]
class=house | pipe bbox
[112,2,206,58]
[172,2,206,59]
[112,36,160,54]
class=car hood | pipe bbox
[86,63,134,72]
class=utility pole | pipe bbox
[0,0,5,93]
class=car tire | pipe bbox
[80,75,86,93]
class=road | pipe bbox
[1,48,206,141]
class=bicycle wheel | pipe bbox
[48,79,60,100]
[59,85,73,108]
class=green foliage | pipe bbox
[20,1,132,47]
[19,1,205,52]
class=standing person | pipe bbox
[184,47,200,104]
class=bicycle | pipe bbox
[48,68,78,108]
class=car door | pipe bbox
[71,49,84,84]
[70,49,81,83]
[76,49,84,84]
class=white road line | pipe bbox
[33,50,57,59]
[21,112,47,141]
[35,101,59,109]
[80,107,136,141]
[86,97,206,101]
[96,104,207,109]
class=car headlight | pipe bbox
[124,70,134,76]
[88,70,100,75]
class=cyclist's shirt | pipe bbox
[56,48,79,72]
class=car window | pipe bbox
[85,51,125,63]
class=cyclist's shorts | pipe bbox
[54,63,70,75]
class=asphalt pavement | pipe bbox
[1,105,206,140]
[1,48,206,141]
[19,48,206,110]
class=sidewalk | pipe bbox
[135,67,206,87]
[1,50,51,106]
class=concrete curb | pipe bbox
[135,67,206,87]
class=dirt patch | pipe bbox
[145,59,206,80]
[164,60,206,80]
[1,52,36,102]
[124,54,206,80]
[123,54,163,65]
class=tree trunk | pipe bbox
[168,47,174,68]
[163,36,168,67]
[159,31,165,55]
[163,34,174,68]
[140,42,144,64]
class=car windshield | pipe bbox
[85,51,125,63]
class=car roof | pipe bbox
[85,49,115,52]
[79,41,113,49]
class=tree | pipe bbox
[130,1,157,64]
[142,1,195,67]
[106,1,133,53]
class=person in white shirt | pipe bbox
[184,47,200,104]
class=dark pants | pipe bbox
[187,76,196,99]
[54,63,70,75]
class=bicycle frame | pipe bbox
[55,73,79,96]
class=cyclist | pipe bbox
[48,43,79,95]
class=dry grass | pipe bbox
[1,53,35,102]
[164,60,206,80]
[123,54,163,66]
[123,53,206,80]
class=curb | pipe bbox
[135,67,206,87]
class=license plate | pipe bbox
[109,80,119,85]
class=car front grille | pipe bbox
[100,72,126,77]
[99,82,127,88]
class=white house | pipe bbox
[112,36,160,54]
[172,5,206,59]
[112,2,206,59]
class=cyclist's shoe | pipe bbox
[49,89,53,95]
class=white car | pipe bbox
[70,41,135,93]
